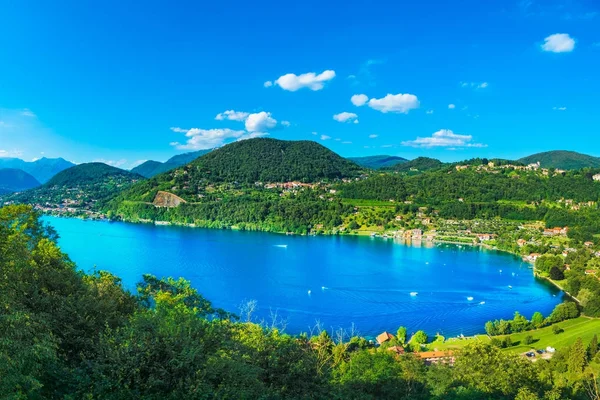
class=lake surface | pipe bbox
[45,217,563,337]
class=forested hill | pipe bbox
[46,163,142,187]
[0,168,41,193]
[7,163,144,207]
[131,149,211,178]
[190,138,362,182]
[348,155,408,169]
[518,151,600,170]
[385,156,445,172]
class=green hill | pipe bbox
[348,155,408,169]
[518,151,600,170]
[131,150,212,178]
[0,157,75,183]
[10,163,143,208]
[110,138,362,208]
[386,156,444,172]
[0,168,41,193]
[47,163,142,187]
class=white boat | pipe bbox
[410,292,418,297]
[467,296,474,301]
[479,301,486,305]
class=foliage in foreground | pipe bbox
[3,204,600,399]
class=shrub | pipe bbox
[524,335,534,345]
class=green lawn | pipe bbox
[426,317,600,354]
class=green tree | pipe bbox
[567,338,587,374]
[531,312,544,329]
[588,334,599,361]
[396,326,407,344]
[412,330,428,345]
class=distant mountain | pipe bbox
[518,151,600,170]
[0,157,75,183]
[166,150,211,166]
[0,168,41,193]
[9,163,144,208]
[131,160,165,178]
[386,157,444,172]
[131,150,212,178]
[348,155,408,169]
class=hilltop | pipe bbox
[0,168,41,193]
[386,156,444,172]
[162,138,362,184]
[132,150,211,178]
[518,151,600,170]
[348,155,408,169]
[0,157,75,183]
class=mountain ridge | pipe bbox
[0,157,75,183]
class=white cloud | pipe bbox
[369,134,378,139]
[311,131,318,136]
[20,108,36,117]
[402,129,487,148]
[460,82,488,89]
[0,149,24,158]
[264,81,273,88]
[351,94,369,107]
[342,141,352,144]
[542,33,575,53]
[281,120,291,127]
[273,70,336,91]
[320,135,331,140]
[426,110,434,114]
[170,127,264,150]
[448,104,456,109]
[245,111,277,133]
[215,110,250,121]
[367,93,420,114]
[333,112,359,123]
[553,106,567,111]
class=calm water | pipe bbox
[45,217,563,337]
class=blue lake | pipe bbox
[45,216,563,337]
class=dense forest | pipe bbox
[3,204,600,399]
[180,138,363,183]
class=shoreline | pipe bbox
[42,212,569,339]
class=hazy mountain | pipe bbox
[518,150,600,170]
[0,157,75,183]
[348,155,408,169]
[131,150,212,178]
[0,168,41,193]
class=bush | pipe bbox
[549,266,565,280]
[524,335,534,345]
[501,336,513,348]
[552,325,563,335]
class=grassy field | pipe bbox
[427,317,600,354]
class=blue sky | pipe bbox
[1,0,599,168]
